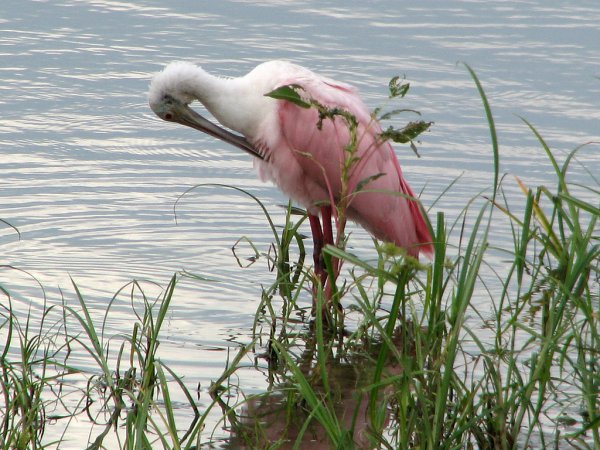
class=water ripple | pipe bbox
[1,1,599,446]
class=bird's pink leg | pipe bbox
[308,213,327,286]
[321,205,334,249]
[320,205,339,300]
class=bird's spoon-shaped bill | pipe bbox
[157,98,262,160]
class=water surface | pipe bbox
[1,0,599,446]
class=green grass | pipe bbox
[1,67,598,449]
[0,275,212,449]
[211,66,599,449]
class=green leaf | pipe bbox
[356,172,385,192]
[265,84,311,108]
[389,75,410,98]
[559,193,600,216]
[380,120,432,143]
[378,108,420,121]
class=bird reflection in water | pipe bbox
[215,332,406,449]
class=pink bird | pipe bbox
[148,61,433,278]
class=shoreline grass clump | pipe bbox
[1,274,214,449]
[224,66,599,449]
[1,67,598,449]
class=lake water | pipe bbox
[1,0,599,447]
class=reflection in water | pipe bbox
[1,0,598,447]
[220,334,403,449]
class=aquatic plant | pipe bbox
[1,66,598,449]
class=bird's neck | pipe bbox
[189,68,227,108]
[191,68,269,140]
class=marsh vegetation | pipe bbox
[1,68,598,449]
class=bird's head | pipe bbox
[148,61,200,120]
[148,61,261,158]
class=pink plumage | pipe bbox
[149,60,433,259]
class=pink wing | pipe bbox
[274,74,433,258]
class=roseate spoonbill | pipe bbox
[148,60,433,278]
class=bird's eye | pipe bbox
[165,112,173,120]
